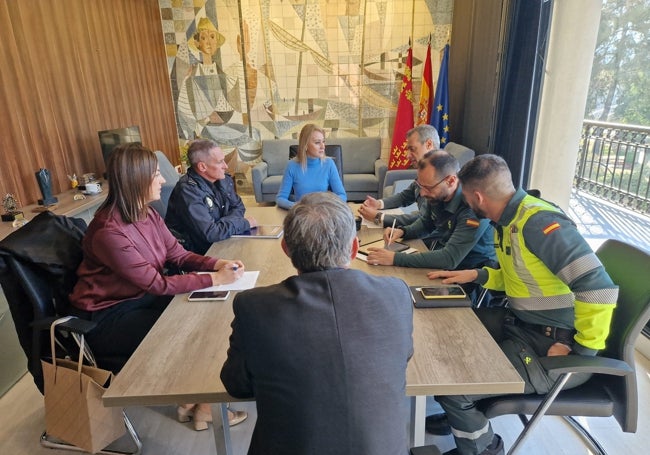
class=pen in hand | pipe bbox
[387,219,397,247]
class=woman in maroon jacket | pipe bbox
[69,143,246,430]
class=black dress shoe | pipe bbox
[425,413,451,436]
[442,434,504,455]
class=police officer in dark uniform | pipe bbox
[166,139,257,254]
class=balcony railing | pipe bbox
[575,120,650,214]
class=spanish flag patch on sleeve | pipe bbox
[542,222,561,235]
[466,218,480,228]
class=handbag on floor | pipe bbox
[41,317,125,453]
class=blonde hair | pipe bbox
[295,124,326,170]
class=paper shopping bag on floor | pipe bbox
[41,318,125,453]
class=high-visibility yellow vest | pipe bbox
[485,195,574,312]
[484,194,617,351]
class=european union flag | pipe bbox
[431,44,450,147]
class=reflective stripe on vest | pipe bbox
[495,195,573,312]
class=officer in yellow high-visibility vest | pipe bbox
[428,154,618,455]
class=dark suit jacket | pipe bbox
[221,268,413,455]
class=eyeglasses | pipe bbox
[414,176,448,192]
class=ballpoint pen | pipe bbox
[387,219,397,247]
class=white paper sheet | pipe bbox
[194,271,260,292]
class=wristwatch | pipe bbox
[374,212,382,225]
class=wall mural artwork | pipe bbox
[160,0,453,179]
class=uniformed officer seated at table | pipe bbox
[366,150,495,273]
[166,139,257,254]
[220,192,414,455]
[427,154,618,455]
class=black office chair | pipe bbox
[476,239,650,454]
[0,210,141,454]
[289,144,344,185]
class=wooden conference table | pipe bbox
[103,205,523,454]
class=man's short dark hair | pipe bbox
[458,154,511,189]
[418,150,459,177]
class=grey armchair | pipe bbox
[251,139,295,203]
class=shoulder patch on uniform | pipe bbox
[466,218,480,228]
[542,222,561,235]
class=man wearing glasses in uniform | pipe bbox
[366,151,495,273]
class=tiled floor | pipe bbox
[1,352,649,454]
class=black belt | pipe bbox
[506,316,575,344]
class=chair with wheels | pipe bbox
[0,210,142,455]
[475,239,650,454]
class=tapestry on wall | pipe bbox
[160,0,453,175]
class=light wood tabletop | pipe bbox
[103,204,523,451]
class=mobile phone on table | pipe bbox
[187,290,230,301]
[420,285,467,300]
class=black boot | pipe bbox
[425,413,451,436]
[443,434,504,455]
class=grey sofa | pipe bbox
[252,137,387,203]
[381,142,476,197]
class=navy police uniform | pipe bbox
[165,168,250,254]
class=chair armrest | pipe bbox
[540,355,633,377]
[375,159,387,197]
[252,161,268,179]
[383,169,417,188]
[252,162,269,202]
[57,317,97,335]
[33,315,97,336]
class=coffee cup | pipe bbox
[83,182,102,195]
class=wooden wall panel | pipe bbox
[0,0,178,208]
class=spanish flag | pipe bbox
[543,222,561,235]
[389,42,415,170]
[416,38,433,126]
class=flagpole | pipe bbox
[359,0,368,137]
[410,0,415,44]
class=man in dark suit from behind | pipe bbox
[220,192,414,455]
